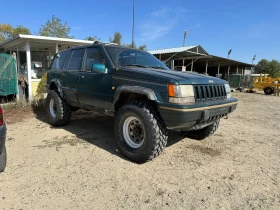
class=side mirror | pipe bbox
[91,62,108,73]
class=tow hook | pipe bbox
[224,114,228,119]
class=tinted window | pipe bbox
[62,51,72,70]
[83,48,107,72]
[105,46,169,70]
[50,50,69,70]
[68,49,85,70]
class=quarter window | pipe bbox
[51,50,69,70]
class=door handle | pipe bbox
[80,75,85,78]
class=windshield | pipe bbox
[105,46,169,70]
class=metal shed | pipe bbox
[148,46,253,81]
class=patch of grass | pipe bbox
[31,98,45,113]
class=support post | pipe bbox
[217,63,220,78]
[55,43,59,53]
[26,41,32,101]
[191,59,193,72]
[14,49,20,101]
[205,60,208,75]
[236,65,239,74]
[227,65,230,82]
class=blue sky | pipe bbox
[1,0,279,64]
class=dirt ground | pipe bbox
[0,92,279,209]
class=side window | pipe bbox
[62,51,72,70]
[83,48,107,72]
[68,48,85,71]
[50,50,69,70]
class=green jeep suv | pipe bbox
[46,42,237,163]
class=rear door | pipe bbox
[60,48,85,104]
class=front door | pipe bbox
[77,47,114,110]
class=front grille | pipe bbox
[194,85,227,102]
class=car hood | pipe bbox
[115,67,226,85]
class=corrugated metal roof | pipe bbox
[148,46,198,54]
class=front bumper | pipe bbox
[0,122,7,154]
[159,99,238,130]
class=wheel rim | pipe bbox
[123,116,145,149]
[49,99,57,118]
[266,88,272,94]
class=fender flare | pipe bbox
[113,85,158,107]
[49,79,64,98]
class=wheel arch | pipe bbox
[113,86,159,112]
[49,79,63,98]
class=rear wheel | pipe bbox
[184,120,220,140]
[0,146,7,172]
[46,90,71,126]
[264,87,274,95]
[115,101,168,163]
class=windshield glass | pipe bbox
[105,46,169,70]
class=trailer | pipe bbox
[253,74,280,95]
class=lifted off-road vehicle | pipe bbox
[46,42,237,163]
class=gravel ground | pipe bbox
[0,92,279,209]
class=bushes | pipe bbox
[36,72,47,99]
[31,72,48,112]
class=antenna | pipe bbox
[132,0,135,48]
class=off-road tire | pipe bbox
[114,101,168,163]
[46,90,71,126]
[0,146,7,172]
[184,119,220,140]
[264,87,274,95]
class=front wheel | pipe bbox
[114,101,168,163]
[45,90,71,126]
[184,120,220,140]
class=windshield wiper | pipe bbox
[121,64,147,68]
[149,66,166,70]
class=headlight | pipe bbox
[168,84,195,104]
[224,84,232,98]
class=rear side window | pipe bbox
[68,49,85,70]
[50,50,69,70]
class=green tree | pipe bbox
[109,32,122,45]
[85,36,100,41]
[108,32,147,50]
[255,59,280,77]
[0,24,31,42]
[0,24,14,41]
[13,25,31,35]
[39,15,71,38]
[138,44,147,51]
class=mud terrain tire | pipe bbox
[115,101,168,163]
[46,90,71,126]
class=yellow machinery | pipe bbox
[253,74,280,95]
